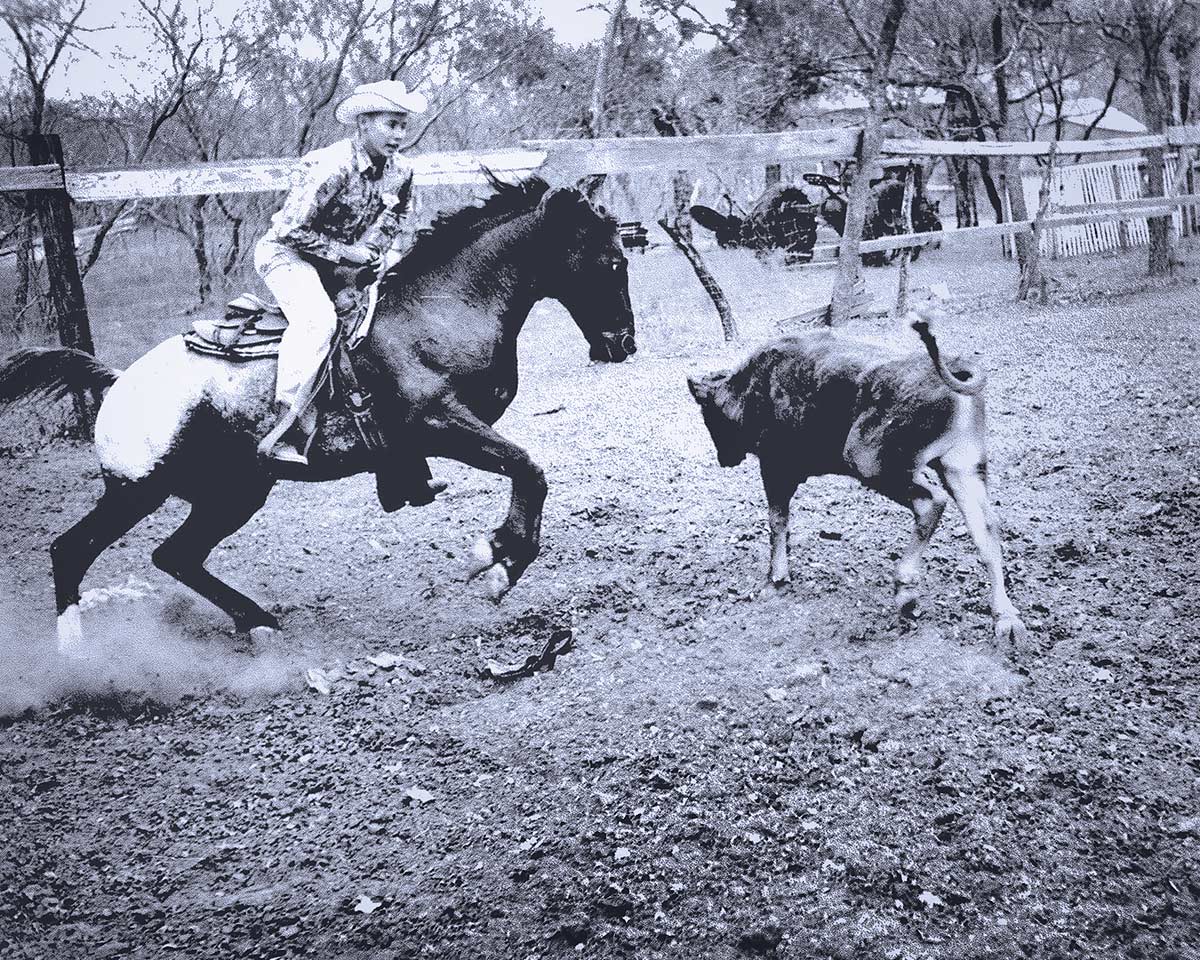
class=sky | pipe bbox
[529,0,727,47]
[2,0,730,100]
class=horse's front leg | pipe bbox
[424,403,546,600]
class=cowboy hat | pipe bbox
[335,80,428,125]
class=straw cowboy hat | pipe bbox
[335,80,428,125]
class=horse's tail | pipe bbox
[908,310,987,396]
[0,348,121,425]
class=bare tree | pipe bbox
[130,0,245,302]
[0,0,94,338]
[1081,0,1197,275]
[829,0,909,324]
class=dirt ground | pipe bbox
[1,231,1199,960]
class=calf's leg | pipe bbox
[760,457,801,587]
[894,465,948,619]
[938,461,1027,645]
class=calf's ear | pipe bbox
[686,374,708,402]
[690,205,737,234]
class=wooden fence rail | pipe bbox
[1,125,1198,200]
[1,124,1198,360]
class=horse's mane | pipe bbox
[389,170,553,282]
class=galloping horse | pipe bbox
[0,173,637,652]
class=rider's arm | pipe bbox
[367,168,418,275]
[271,151,362,266]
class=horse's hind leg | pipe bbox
[151,481,279,635]
[51,477,168,654]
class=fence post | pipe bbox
[24,132,95,432]
[25,133,93,355]
[1169,144,1193,238]
[893,162,916,317]
[1018,141,1056,302]
[830,121,882,325]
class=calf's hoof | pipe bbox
[994,613,1028,648]
[467,537,498,579]
[757,576,791,598]
[895,590,921,622]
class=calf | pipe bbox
[803,173,943,266]
[689,184,820,264]
[687,313,1026,645]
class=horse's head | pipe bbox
[536,187,637,363]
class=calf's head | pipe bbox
[687,370,749,467]
[689,205,746,248]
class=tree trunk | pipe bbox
[24,133,95,434]
[830,0,907,325]
[190,196,212,304]
[992,9,1033,279]
[25,134,92,355]
[1137,14,1174,277]
[894,163,916,317]
[952,159,978,227]
[11,207,38,340]
[588,0,625,138]
[830,117,884,324]
[658,217,738,341]
[1019,143,1056,302]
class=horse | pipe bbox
[0,172,637,654]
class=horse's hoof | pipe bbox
[56,605,88,659]
[480,563,512,602]
[249,625,282,647]
[467,537,495,578]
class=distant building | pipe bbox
[1025,97,1148,157]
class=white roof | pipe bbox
[810,87,946,113]
[1043,97,1147,134]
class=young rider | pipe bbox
[254,79,443,508]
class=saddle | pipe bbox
[183,287,386,453]
[184,286,378,361]
[184,295,290,361]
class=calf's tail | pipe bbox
[0,348,121,435]
[908,310,986,396]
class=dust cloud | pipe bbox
[0,576,304,718]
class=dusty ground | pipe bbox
[2,230,1200,960]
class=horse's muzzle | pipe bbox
[591,330,637,363]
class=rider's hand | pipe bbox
[340,244,382,268]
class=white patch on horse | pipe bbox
[57,604,84,656]
[95,337,275,480]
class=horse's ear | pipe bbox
[575,173,606,201]
[539,186,588,222]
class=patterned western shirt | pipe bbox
[257,136,417,274]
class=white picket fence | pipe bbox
[1021,155,1192,257]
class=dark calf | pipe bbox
[687,313,1026,645]
[690,184,819,264]
[803,173,942,266]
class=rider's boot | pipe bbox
[258,403,312,465]
[376,455,447,512]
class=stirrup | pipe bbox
[264,441,309,466]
